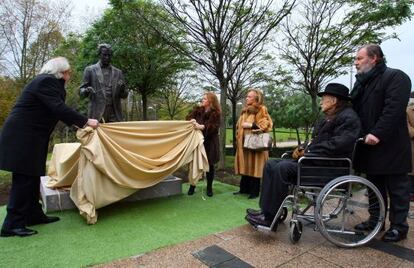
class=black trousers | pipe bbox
[259,159,297,218]
[409,175,414,193]
[1,173,45,230]
[366,173,410,233]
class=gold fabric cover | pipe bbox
[47,121,208,224]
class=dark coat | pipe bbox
[186,107,220,165]
[79,62,128,122]
[305,106,361,159]
[0,74,88,176]
[352,67,412,174]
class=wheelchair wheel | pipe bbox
[278,207,288,223]
[289,220,302,243]
[314,175,385,248]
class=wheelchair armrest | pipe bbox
[281,151,294,159]
[298,156,352,166]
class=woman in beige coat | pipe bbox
[406,100,414,201]
[234,89,273,199]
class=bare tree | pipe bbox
[158,0,295,168]
[0,0,72,82]
[279,0,413,114]
[159,71,198,120]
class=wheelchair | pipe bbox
[255,149,386,248]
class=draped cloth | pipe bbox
[46,121,209,224]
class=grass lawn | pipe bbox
[0,170,11,186]
[0,181,259,267]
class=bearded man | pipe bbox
[351,44,411,242]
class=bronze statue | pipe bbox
[80,44,128,122]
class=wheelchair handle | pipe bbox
[357,137,365,143]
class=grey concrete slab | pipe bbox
[368,239,414,262]
[40,175,182,212]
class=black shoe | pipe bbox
[188,185,195,195]
[245,213,277,231]
[207,189,213,197]
[246,208,262,216]
[27,216,60,226]
[1,227,38,237]
[248,194,258,199]
[382,228,407,242]
[354,220,384,231]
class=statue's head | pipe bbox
[98,43,112,67]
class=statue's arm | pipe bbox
[79,68,94,98]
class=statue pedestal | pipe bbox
[40,175,182,212]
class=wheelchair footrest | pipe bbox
[257,225,272,233]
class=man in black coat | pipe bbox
[351,44,411,242]
[0,57,99,237]
[245,83,361,229]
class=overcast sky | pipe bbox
[69,0,413,90]
[332,18,414,89]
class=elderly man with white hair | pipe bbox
[0,57,99,237]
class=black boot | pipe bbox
[248,178,260,199]
[206,166,214,197]
[188,185,195,195]
[207,178,213,197]
[234,175,251,195]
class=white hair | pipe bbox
[39,57,70,79]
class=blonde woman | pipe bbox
[406,98,414,201]
[234,89,273,199]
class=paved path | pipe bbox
[95,203,414,268]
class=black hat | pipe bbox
[317,83,351,100]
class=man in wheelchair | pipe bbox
[245,83,361,230]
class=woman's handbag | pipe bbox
[243,132,273,151]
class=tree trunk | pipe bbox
[130,92,139,121]
[232,99,237,156]
[295,128,301,146]
[218,79,227,170]
[142,93,148,120]
[311,95,318,118]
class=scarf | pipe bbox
[350,62,387,100]
[241,104,260,115]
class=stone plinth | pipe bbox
[40,175,182,212]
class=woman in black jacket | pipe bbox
[186,92,221,197]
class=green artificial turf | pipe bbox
[0,182,259,267]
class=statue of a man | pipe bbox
[79,44,128,122]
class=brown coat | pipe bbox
[407,105,414,175]
[186,106,220,165]
[234,105,273,178]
